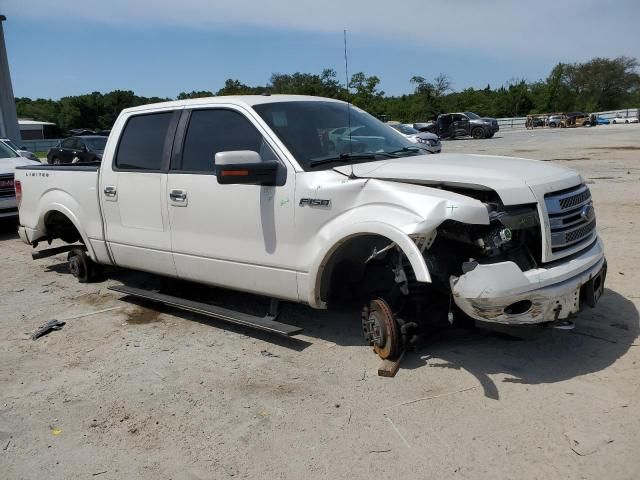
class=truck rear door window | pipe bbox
[115,112,173,170]
[180,109,265,172]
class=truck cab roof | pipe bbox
[121,94,347,115]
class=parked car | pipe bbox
[0,140,40,220]
[428,112,499,139]
[388,123,441,153]
[548,115,563,128]
[16,95,606,361]
[46,135,108,164]
[563,112,590,127]
[0,138,39,162]
[595,116,610,125]
[611,115,639,124]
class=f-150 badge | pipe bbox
[299,198,330,207]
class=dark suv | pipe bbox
[46,136,107,164]
[429,112,499,139]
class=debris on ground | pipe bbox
[31,320,66,340]
[564,429,613,456]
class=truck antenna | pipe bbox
[343,29,356,179]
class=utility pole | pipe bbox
[0,15,21,143]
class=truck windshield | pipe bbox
[0,141,19,159]
[3,139,20,151]
[253,101,420,170]
[463,112,481,120]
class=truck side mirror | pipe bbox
[215,151,279,186]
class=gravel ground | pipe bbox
[1,124,639,479]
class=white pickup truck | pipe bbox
[15,95,606,359]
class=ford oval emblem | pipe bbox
[580,204,595,222]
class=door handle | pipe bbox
[104,186,117,197]
[169,189,187,202]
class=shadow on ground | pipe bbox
[51,261,639,399]
[401,289,638,399]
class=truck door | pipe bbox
[437,114,453,138]
[451,114,470,137]
[166,106,298,301]
[99,109,181,276]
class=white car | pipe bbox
[15,95,607,360]
[0,141,40,219]
[388,123,442,153]
[611,116,639,124]
[548,115,563,128]
[0,138,40,162]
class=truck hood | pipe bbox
[0,157,41,173]
[333,153,582,205]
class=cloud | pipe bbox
[4,0,640,61]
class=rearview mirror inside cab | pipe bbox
[215,150,279,186]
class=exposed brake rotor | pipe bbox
[362,298,401,359]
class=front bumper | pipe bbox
[450,237,605,325]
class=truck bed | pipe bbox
[15,162,104,247]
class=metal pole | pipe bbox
[0,15,21,144]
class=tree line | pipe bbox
[15,56,640,135]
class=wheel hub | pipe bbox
[362,298,401,359]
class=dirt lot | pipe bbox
[1,124,639,479]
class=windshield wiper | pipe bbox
[309,152,398,168]
[385,146,424,156]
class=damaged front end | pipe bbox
[428,198,606,326]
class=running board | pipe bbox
[108,285,302,336]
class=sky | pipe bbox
[3,0,640,100]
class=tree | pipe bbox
[177,90,213,99]
[348,72,384,114]
[13,56,640,134]
[559,57,640,111]
[216,79,261,96]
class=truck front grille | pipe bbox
[545,184,597,253]
[0,174,15,198]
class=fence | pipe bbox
[18,139,61,153]
[497,107,639,130]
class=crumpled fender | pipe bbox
[304,180,491,308]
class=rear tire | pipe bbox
[68,248,102,283]
[471,127,486,139]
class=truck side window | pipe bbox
[181,109,268,172]
[115,112,173,170]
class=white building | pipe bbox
[18,119,56,140]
